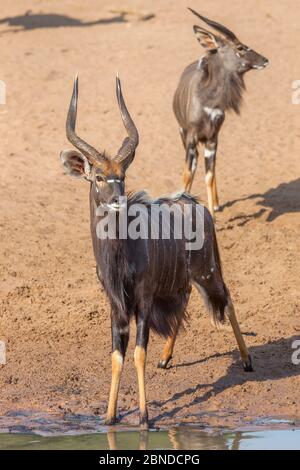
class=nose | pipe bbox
[111,194,120,205]
[264,57,269,66]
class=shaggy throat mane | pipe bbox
[203,55,246,114]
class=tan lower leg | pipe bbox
[159,333,177,366]
[205,170,215,219]
[106,350,123,424]
[212,176,219,210]
[225,299,251,366]
[183,165,193,192]
[134,345,148,428]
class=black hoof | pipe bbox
[105,417,118,426]
[243,355,253,372]
[157,356,172,369]
[139,412,149,430]
[140,421,149,431]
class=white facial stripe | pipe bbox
[204,148,216,159]
[204,107,224,121]
[106,179,121,183]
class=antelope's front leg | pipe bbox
[134,314,150,429]
[183,144,198,193]
[106,311,129,425]
[212,173,220,212]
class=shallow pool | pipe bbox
[1,426,300,450]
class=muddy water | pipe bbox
[1,427,300,450]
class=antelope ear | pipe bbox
[193,25,222,50]
[60,149,92,180]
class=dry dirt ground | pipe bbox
[0,0,299,430]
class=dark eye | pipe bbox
[237,45,245,52]
[96,175,104,182]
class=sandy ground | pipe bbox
[0,0,299,430]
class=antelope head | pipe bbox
[60,75,139,211]
[189,8,269,74]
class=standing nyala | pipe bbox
[60,75,252,429]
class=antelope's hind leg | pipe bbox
[106,312,130,425]
[225,295,253,371]
[157,325,180,369]
[195,275,253,372]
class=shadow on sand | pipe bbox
[219,178,300,223]
[0,11,128,33]
[149,334,300,425]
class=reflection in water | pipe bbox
[106,428,243,450]
[1,427,300,450]
[107,430,149,450]
[168,428,243,450]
